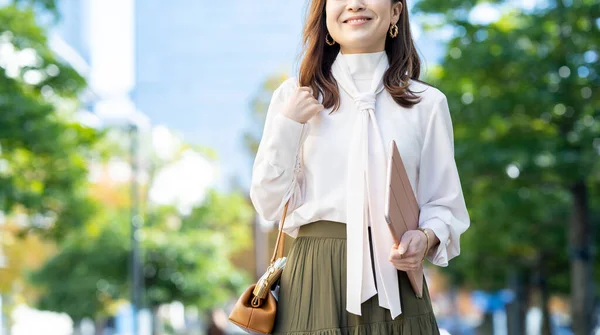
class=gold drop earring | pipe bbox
[389,24,399,38]
[325,33,336,46]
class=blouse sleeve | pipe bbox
[249,78,309,222]
[417,93,471,267]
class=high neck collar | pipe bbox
[340,51,387,80]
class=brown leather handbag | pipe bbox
[229,202,289,334]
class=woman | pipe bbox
[250,0,470,334]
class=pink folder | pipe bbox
[384,140,424,298]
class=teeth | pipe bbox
[347,19,368,23]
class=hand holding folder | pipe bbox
[384,140,425,298]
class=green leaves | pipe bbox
[28,187,254,320]
[11,0,58,16]
[142,190,253,309]
[417,0,600,292]
[0,5,98,240]
[29,222,129,320]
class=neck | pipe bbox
[340,42,385,55]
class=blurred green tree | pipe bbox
[29,213,129,322]
[0,4,99,241]
[29,166,133,326]
[0,3,100,326]
[29,130,253,333]
[30,191,253,326]
[142,191,253,332]
[413,0,599,333]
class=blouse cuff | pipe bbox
[420,218,451,267]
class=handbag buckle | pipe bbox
[252,257,287,299]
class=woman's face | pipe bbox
[326,0,402,54]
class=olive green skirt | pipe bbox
[273,220,440,335]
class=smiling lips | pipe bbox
[344,16,372,26]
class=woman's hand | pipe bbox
[388,230,429,271]
[280,86,323,124]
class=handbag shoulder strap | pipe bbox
[270,201,289,263]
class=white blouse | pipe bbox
[250,51,470,319]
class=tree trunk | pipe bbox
[541,282,552,335]
[507,269,527,335]
[478,312,494,335]
[569,180,593,335]
[536,252,553,335]
[553,0,595,328]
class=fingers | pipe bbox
[390,249,421,271]
[313,103,324,113]
[389,233,425,271]
[298,87,323,112]
[297,88,319,104]
[287,86,323,123]
[389,257,421,271]
[392,258,422,271]
[299,87,321,105]
[389,251,421,267]
[298,90,312,101]
[298,86,313,95]
[397,234,414,256]
[389,245,399,261]
[389,243,406,260]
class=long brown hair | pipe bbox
[298,0,424,111]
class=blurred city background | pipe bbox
[0,0,598,334]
